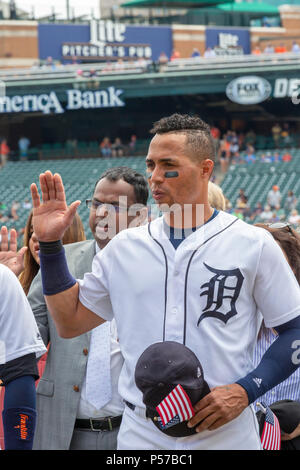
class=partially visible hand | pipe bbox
[188,383,249,432]
[30,171,80,242]
[281,422,300,441]
[0,226,27,276]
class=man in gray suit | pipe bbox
[27,166,149,450]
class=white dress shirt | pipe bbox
[76,243,124,418]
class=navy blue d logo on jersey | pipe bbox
[197,263,244,326]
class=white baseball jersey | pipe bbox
[0,264,46,365]
[78,211,300,449]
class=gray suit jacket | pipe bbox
[28,239,96,450]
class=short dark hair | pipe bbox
[150,113,215,162]
[94,166,149,206]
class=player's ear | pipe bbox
[200,159,214,180]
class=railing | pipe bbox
[0,52,300,83]
[165,52,300,72]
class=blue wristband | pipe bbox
[39,247,76,295]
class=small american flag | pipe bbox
[259,403,281,450]
[155,384,195,426]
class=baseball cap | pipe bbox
[135,341,210,437]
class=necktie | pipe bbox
[86,321,112,409]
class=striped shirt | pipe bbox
[253,327,300,409]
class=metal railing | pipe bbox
[0,52,299,84]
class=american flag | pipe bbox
[259,403,281,450]
[155,384,195,426]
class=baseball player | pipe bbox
[30,114,300,450]
[0,263,46,450]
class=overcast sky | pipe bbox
[15,0,100,19]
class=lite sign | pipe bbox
[62,19,152,60]
[0,87,125,114]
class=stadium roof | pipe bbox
[216,2,279,13]
[121,0,233,8]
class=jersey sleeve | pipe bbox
[78,247,114,322]
[0,265,47,365]
[253,231,300,328]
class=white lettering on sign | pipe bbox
[0,88,125,114]
[274,78,300,98]
[219,33,239,49]
[90,19,126,45]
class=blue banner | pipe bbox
[38,21,172,62]
[205,27,250,55]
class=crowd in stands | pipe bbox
[212,123,298,174]
[225,186,300,227]
[26,39,300,81]
[0,135,31,168]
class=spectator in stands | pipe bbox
[191,48,201,58]
[158,51,168,65]
[244,145,256,164]
[284,191,297,214]
[267,185,282,210]
[272,151,282,163]
[279,151,292,161]
[45,56,55,70]
[291,41,300,53]
[111,137,124,157]
[288,209,300,226]
[244,129,256,147]
[275,43,287,53]
[204,47,216,58]
[248,201,263,222]
[128,134,137,155]
[8,200,20,221]
[281,123,292,147]
[218,136,230,173]
[259,204,274,222]
[260,152,272,163]
[0,202,7,213]
[22,198,32,210]
[210,124,221,151]
[271,122,282,146]
[18,135,30,160]
[229,132,239,157]
[0,138,10,168]
[101,61,113,74]
[170,49,180,61]
[252,45,262,55]
[114,59,125,71]
[264,44,275,54]
[99,137,112,158]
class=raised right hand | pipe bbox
[30,170,81,242]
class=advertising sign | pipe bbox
[38,21,172,62]
[0,87,125,114]
[206,27,250,55]
[226,76,272,104]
